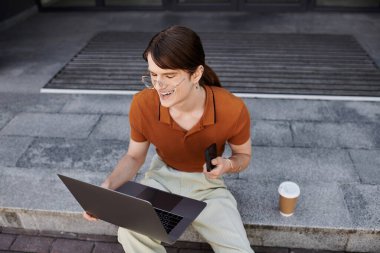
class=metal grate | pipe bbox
[42,31,380,97]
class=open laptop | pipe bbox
[58,174,207,244]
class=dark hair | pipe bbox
[143,25,221,87]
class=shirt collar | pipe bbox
[158,85,216,126]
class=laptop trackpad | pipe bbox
[138,188,182,211]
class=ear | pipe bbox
[191,65,204,83]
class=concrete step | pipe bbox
[0,155,379,252]
[1,93,380,252]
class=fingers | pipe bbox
[203,165,218,179]
[83,211,98,222]
[203,157,227,179]
[83,181,110,222]
[100,180,110,189]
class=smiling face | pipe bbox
[147,53,196,108]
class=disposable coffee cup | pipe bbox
[278,181,300,217]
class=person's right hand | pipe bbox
[82,180,111,222]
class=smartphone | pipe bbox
[205,143,217,172]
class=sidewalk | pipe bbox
[0,228,355,253]
[0,11,380,252]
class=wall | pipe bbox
[0,0,36,22]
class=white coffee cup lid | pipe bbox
[278,181,300,198]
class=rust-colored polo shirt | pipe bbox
[129,85,250,172]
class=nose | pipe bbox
[155,76,166,88]
[156,76,163,86]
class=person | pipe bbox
[83,25,254,253]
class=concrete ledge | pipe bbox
[0,208,117,236]
[0,165,379,252]
[1,208,379,252]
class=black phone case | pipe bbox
[205,143,217,172]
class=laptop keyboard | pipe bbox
[154,208,183,234]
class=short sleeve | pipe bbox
[129,95,147,142]
[228,104,251,145]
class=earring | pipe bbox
[195,83,199,89]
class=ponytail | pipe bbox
[200,64,221,87]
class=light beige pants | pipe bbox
[118,155,254,253]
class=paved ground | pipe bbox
[0,228,358,253]
[0,10,380,253]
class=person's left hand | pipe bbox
[203,157,230,179]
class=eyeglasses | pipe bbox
[141,74,185,90]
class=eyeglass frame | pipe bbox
[141,73,186,90]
